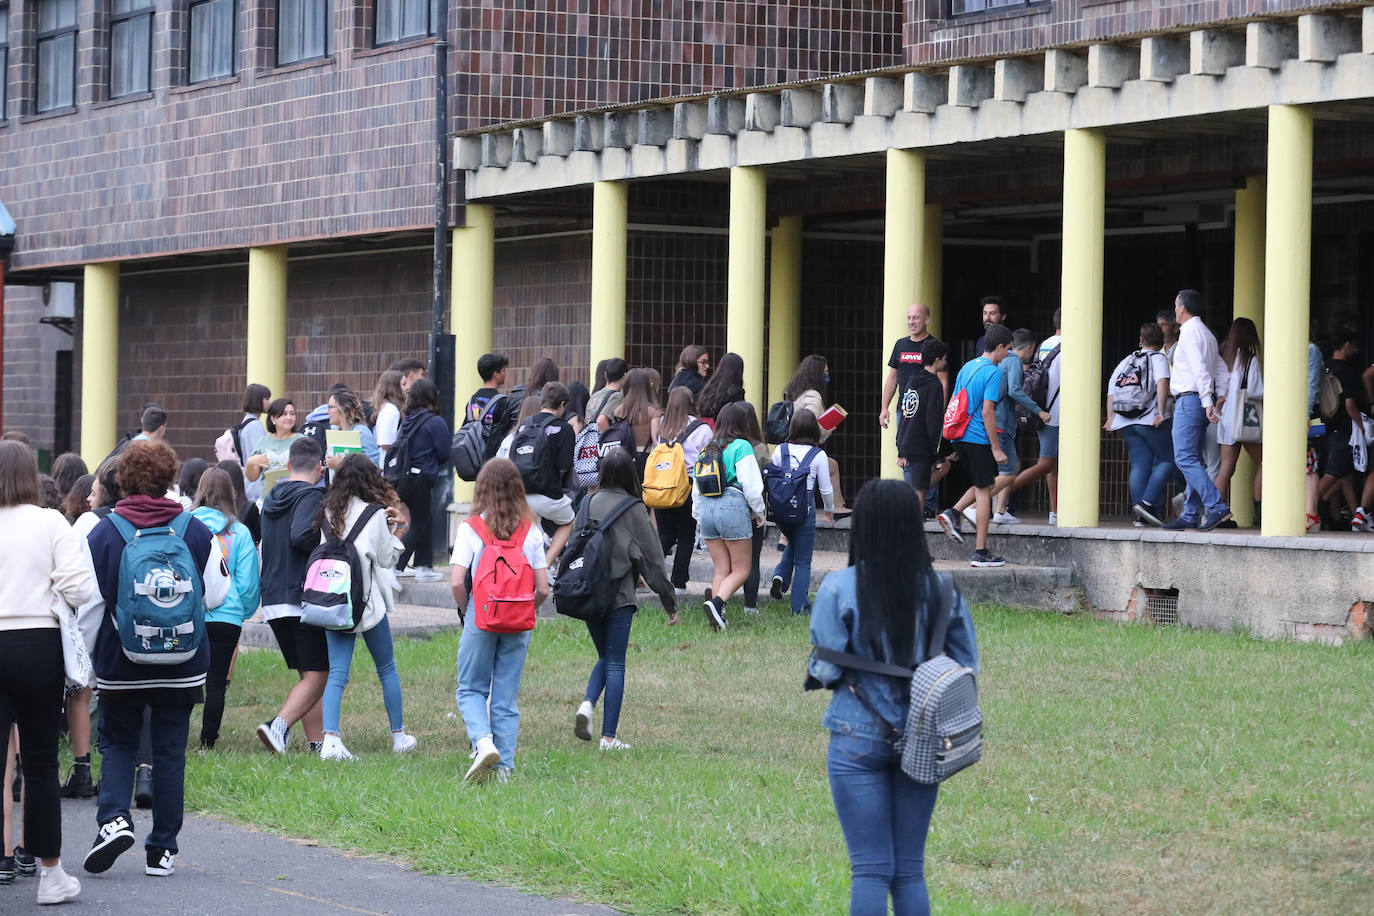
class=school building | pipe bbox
[2,0,1374,561]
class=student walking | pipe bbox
[668,345,710,399]
[0,440,93,904]
[1213,317,1264,516]
[693,402,766,630]
[783,354,848,513]
[316,455,417,760]
[1164,290,1233,531]
[512,383,576,570]
[389,378,451,582]
[807,479,979,916]
[190,468,261,750]
[82,441,230,880]
[767,409,834,616]
[450,459,550,784]
[991,330,1050,524]
[572,450,678,751]
[1004,312,1062,524]
[598,368,663,473]
[734,404,773,617]
[1103,323,1175,526]
[652,388,712,595]
[371,370,406,462]
[894,339,949,508]
[695,352,747,423]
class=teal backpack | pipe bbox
[109,513,206,665]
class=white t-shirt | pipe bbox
[769,443,834,511]
[1037,335,1063,427]
[374,401,401,449]
[451,514,548,575]
[1107,350,1172,431]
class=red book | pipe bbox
[817,404,848,431]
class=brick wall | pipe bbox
[1,284,69,456]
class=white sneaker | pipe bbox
[256,717,289,755]
[993,511,1020,525]
[574,700,594,742]
[412,567,443,583]
[494,767,512,784]
[1048,512,1058,526]
[599,736,632,751]
[395,566,417,579]
[743,606,758,616]
[319,734,356,761]
[961,506,977,526]
[37,862,80,904]
[465,735,500,783]
[392,732,418,753]
[674,587,689,597]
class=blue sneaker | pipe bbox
[1198,509,1234,532]
[1161,516,1197,530]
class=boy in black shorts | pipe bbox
[896,340,949,509]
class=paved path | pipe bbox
[1,798,617,915]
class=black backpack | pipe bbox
[598,414,636,461]
[382,415,423,483]
[452,396,509,482]
[1023,344,1061,411]
[765,399,794,445]
[511,413,561,495]
[483,388,523,462]
[553,496,640,620]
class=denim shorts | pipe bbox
[996,430,1019,476]
[696,487,753,541]
[1037,424,1059,460]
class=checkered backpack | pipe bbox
[814,574,982,785]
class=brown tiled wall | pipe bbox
[492,233,593,391]
[1,286,69,455]
[626,230,729,390]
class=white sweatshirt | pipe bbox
[0,505,94,631]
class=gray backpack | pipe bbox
[815,575,983,784]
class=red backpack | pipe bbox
[467,517,537,633]
[941,387,973,441]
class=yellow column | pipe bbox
[921,203,943,340]
[451,204,496,503]
[726,166,767,419]
[1056,128,1106,529]
[767,215,802,407]
[1261,105,1312,537]
[882,148,924,480]
[1231,176,1266,526]
[247,246,288,401]
[589,181,627,383]
[80,263,119,465]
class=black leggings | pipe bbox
[0,629,64,859]
[742,522,766,609]
[199,623,242,748]
[398,474,436,569]
[655,502,696,589]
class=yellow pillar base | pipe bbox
[80,263,120,465]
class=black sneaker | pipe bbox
[0,855,15,884]
[145,847,175,877]
[937,509,965,544]
[84,815,135,874]
[13,846,35,876]
[60,761,96,798]
[704,597,727,632]
[970,549,1005,568]
[1131,502,1163,527]
[769,576,784,600]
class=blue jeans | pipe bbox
[584,606,635,738]
[97,699,192,853]
[1171,393,1227,519]
[323,615,404,735]
[827,733,939,916]
[772,512,817,615]
[1119,421,1177,508]
[455,612,532,769]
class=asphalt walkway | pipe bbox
[1,797,617,915]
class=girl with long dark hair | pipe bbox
[654,388,713,594]
[669,344,710,399]
[768,408,834,615]
[316,455,415,760]
[692,401,765,630]
[695,352,746,422]
[783,354,848,512]
[527,357,561,396]
[807,479,979,916]
[392,378,450,582]
[1214,316,1263,515]
[245,398,301,488]
[599,368,663,470]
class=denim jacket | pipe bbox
[807,566,979,741]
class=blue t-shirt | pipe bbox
[952,356,1003,445]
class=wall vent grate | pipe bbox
[1143,588,1180,626]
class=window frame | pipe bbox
[372,0,432,48]
[108,0,156,98]
[187,0,237,83]
[949,0,1050,17]
[35,0,78,112]
[275,0,330,67]
[0,3,9,120]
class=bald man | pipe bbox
[880,303,949,430]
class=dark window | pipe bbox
[36,0,77,112]
[54,350,74,456]
[110,0,154,97]
[277,0,328,65]
[951,0,1048,15]
[0,4,9,119]
[374,0,433,45]
[189,0,235,81]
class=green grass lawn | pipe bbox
[172,604,1374,915]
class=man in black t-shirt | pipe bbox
[972,295,1007,358]
[880,303,949,432]
[466,353,509,424]
[895,340,950,508]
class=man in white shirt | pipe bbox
[1164,290,1232,531]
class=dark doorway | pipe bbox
[54,349,73,455]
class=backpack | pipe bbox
[1023,344,1061,411]
[763,444,821,525]
[642,420,705,510]
[108,512,206,665]
[1108,350,1155,419]
[215,416,254,465]
[572,422,604,488]
[553,496,640,620]
[452,396,508,482]
[765,399,794,445]
[1317,367,1343,421]
[299,505,384,631]
[598,415,635,461]
[382,414,425,483]
[941,387,973,441]
[693,443,729,498]
[814,575,982,785]
[511,413,561,496]
[468,517,537,632]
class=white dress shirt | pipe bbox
[1169,316,1229,408]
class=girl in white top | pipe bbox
[767,409,833,616]
[315,455,416,761]
[245,398,302,495]
[784,354,848,512]
[691,403,766,631]
[371,370,406,458]
[1214,317,1263,507]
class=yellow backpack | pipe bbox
[642,420,705,509]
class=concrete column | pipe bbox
[80,263,119,465]
[1231,176,1266,527]
[921,203,943,339]
[246,246,288,402]
[767,215,803,407]
[727,166,767,419]
[1056,129,1106,529]
[589,181,628,382]
[451,204,496,503]
[882,148,924,481]
[1261,105,1313,538]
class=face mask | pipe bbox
[823,374,831,385]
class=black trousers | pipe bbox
[654,502,696,589]
[397,474,436,569]
[199,622,242,748]
[0,628,64,859]
[742,522,766,608]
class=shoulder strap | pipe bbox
[780,443,790,465]
[108,511,137,545]
[467,515,493,545]
[344,504,384,546]
[509,519,531,547]
[599,496,642,531]
[673,419,705,447]
[801,447,821,471]
[169,512,192,539]
[814,646,913,678]
[237,416,255,432]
